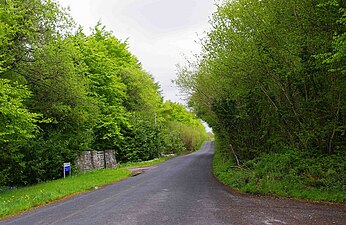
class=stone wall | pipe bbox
[76,150,117,172]
[104,150,117,168]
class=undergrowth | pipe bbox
[213,146,346,203]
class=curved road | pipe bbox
[1,142,345,225]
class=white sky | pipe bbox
[56,0,217,103]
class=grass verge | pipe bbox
[213,147,346,203]
[118,156,172,168]
[0,157,171,219]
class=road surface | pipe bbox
[1,142,345,225]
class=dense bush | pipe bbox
[213,144,346,202]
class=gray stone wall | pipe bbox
[105,150,117,168]
[76,150,117,172]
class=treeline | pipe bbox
[177,0,345,198]
[0,0,208,186]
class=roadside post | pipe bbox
[63,162,71,178]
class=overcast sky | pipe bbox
[56,0,217,103]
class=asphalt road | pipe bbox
[1,142,345,225]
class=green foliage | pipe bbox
[80,25,130,151]
[0,80,39,143]
[159,127,186,154]
[178,0,346,200]
[118,113,159,162]
[177,0,346,158]
[160,101,209,153]
[213,143,346,202]
[0,0,209,187]
[0,79,40,186]
[0,0,97,185]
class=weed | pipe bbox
[213,147,346,203]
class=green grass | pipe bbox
[0,157,172,219]
[118,156,172,168]
[213,147,346,203]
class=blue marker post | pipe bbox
[63,162,71,178]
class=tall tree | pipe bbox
[177,0,346,161]
[0,80,40,185]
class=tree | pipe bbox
[160,101,209,153]
[0,0,210,186]
[0,79,40,185]
[0,0,97,184]
[177,0,346,162]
